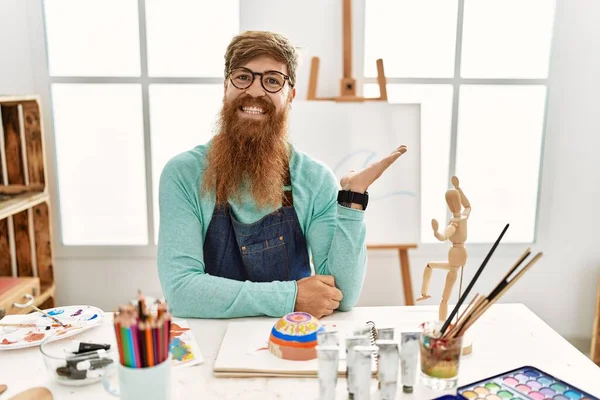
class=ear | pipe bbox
[290,87,296,102]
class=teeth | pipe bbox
[241,106,265,114]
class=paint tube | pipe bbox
[352,345,377,400]
[317,345,339,400]
[317,329,339,346]
[346,335,370,399]
[400,332,420,393]
[375,340,399,400]
[376,327,395,340]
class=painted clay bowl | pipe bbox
[268,312,324,361]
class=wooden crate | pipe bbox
[0,95,55,314]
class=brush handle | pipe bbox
[444,295,483,339]
[457,253,543,336]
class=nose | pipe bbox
[245,76,265,97]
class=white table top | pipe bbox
[1,304,599,399]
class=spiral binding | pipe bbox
[365,320,379,369]
[365,320,378,346]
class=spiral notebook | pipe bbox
[213,319,381,378]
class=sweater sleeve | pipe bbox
[305,168,367,311]
[156,157,297,318]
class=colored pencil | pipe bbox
[146,321,154,367]
[120,325,130,367]
[139,321,148,367]
[152,325,159,366]
[113,293,172,368]
[114,317,125,366]
[131,324,141,368]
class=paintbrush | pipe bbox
[0,322,62,328]
[444,248,532,339]
[439,223,510,335]
[454,252,543,337]
[31,305,67,327]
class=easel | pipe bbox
[307,0,388,102]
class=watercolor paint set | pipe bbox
[433,366,599,400]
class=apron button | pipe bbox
[279,236,284,241]
[242,246,246,251]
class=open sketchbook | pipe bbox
[213,319,416,378]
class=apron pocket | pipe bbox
[241,235,289,282]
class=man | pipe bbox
[157,31,406,319]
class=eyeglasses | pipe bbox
[228,67,292,94]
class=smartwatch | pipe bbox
[337,190,369,210]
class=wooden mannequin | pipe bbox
[416,176,471,322]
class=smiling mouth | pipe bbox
[240,106,266,115]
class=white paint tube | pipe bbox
[346,335,370,399]
[400,332,420,393]
[377,327,395,340]
[317,345,339,400]
[352,345,378,400]
[317,329,339,346]
[375,340,400,400]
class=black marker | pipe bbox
[66,341,111,354]
[65,349,108,368]
[76,358,113,371]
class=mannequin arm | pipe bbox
[434,223,457,242]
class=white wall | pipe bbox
[1,0,599,350]
[0,0,34,95]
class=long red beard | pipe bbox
[202,94,290,209]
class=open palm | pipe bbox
[340,145,407,193]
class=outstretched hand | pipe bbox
[339,145,407,193]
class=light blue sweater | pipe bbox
[157,142,367,318]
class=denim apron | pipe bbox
[203,168,311,282]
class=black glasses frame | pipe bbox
[228,67,293,93]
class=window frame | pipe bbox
[26,0,553,260]
[359,0,554,250]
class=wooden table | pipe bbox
[1,304,598,399]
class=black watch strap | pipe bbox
[337,190,368,210]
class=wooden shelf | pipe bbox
[0,96,56,311]
[0,191,49,220]
[37,282,55,309]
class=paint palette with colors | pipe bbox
[457,366,598,400]
[0,305,104,350]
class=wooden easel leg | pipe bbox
[399,249,415,305]
[307,57,320,101]
[591,276,600,365]
[376,59,388,101]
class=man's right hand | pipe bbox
[294,275,343,318]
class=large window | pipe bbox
[43,0,239,247]
[364,0,556,243]
[42,0,556,252]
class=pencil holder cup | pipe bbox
[419,321,463,391]
[102,358,172,400]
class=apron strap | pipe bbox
[282,166,293,207]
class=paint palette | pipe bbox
[0,305,104,350]
[457,366,599,400]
